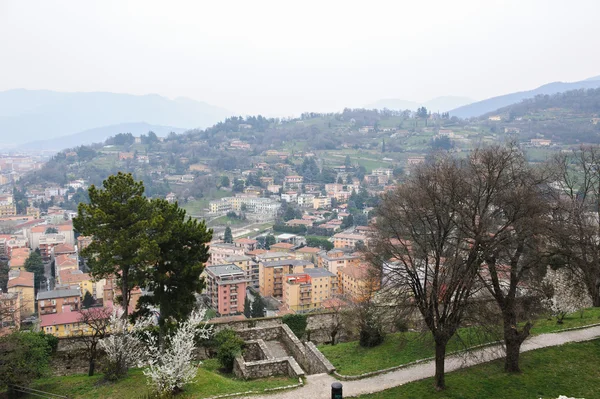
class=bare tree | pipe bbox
[468,146,551,373]
[77,307,112,376]
[371,145,552,388]
[371,156,480,391]
[550,146,600,307]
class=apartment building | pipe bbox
[333,232,368,250]
[37,288,81,315]
[7,270,35,316]
[204,264,248,316]
[225,255,259,289]
[283,267,336,313]
[208,243,245,265]
[317,249,361,274]
[337,263,380,301]
[259,259,314,298]
[8,247,30,270]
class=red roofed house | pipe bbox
[55,254,79,274]
[9,247,30,270]
[7,270,35,316]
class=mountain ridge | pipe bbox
[0,89,231,147]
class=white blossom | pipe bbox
[142,308,214,395]
[542,267,592,323]
[98,308,155,374]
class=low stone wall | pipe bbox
[305,341,335,374]
[243,339,272,362]
[233,355,305,380]
[237,326,281,341]
[50,348,106,377]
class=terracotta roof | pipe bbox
[56,254,78,268]
[40,308,82,327]
[54,243,75,254]
[7,271,34,288]
[270,242,294,249]
[295,247,321,253]
[59,269,90,284]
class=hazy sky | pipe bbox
[1,0,599,116]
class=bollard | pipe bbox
[331,382,343,399]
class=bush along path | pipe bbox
[237,325,600,399]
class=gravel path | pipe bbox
[238,325,600,399]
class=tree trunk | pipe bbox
[434,339,447,391]
[121,272,129,317]
[88,358,95,377]
[503,311,531,373]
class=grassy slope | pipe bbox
[319,308,600,375]
[25,359,296,399]
[353,339,600,399]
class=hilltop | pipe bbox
[450,77,600,118]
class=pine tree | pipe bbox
[224,227,233,243]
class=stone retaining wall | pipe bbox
[233,355,305,379]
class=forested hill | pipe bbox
[482,88,600,144]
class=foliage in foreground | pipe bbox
[143,309,213,395]
[0,332,52,391]
[215,329,245,372]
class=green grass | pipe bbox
[319,328,489,376]
[208,215,247,227]
[24,359,297,399]
[320,308,600,376]
[353,339,600,399]
[182,189,230,215]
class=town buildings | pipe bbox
[204,264,248,316]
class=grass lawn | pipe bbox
[182,190,230,216]
[352,339,600,399]
[207,215,247,227]
[24,359,297,399]
[320,308,600,376]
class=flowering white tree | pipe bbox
[543,267,592,324]
[143,308,213,395]
[98,309,154,380]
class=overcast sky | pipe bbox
[1,0,599,116]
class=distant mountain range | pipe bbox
[17,122,187,151]
[366,96,474,113]
[449,77,600,118]
[0,89,231,148]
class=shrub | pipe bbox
[282,314,308,339]
[394,318,409,333]
[0,332,51,393]
[359,319,385,348]
[215,329,245,372]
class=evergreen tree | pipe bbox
[73,172,160,316]
[251,294,264,318]
[82,290,95,308]
[264,234,276,250]
[133,198,212,340]
[382,139,386,153]
[24,251,45,293]
[224,226,233,243]
[0,259,9,292]
[243,297,251,318]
